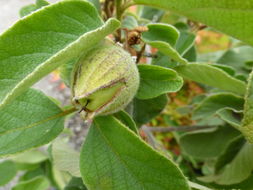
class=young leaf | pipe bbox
[80,116,190,190]
[215,136,245,173]
[217,108,243,129]
[133,94,168,126]
[193,93,244,120]
[242,69,253,143]
[0,89,74,156]
[136,64,183,99]
[180,126,240,159]
[113,110,138,134]
[175,63,247,95]
[12,176,50,190]
[51,138,81,177]
[133,0,253,46]
[0,0,120,109]
[142,23,188,65]
[0,160,17,186]
[11,150,48,164]
[200,142,253,185]
[20,0,50,17]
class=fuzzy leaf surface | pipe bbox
[80,116,190,190]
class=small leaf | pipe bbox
[87,0,101,13]
[64,177,88,190]
[133,0,253,46]
[20,5,38,17]
[136,64,183,99]
[133,94,168,126]
[217,108,243,129]
[180,126,240,159]
[11,150,48,164]
[139,6,164,22]
[200,142,253,185]
[0,160,17,186]
[80,115,190,190]
[113,110,138,134]
[175,63,247,95]
[12,176,50,190]
[0,0,120,109]
[0,89,73,156]
[215,136,245,173]
[193,93,244,120]
[142,23,188,65]
[52,138,81,177]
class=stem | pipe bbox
[141,125,216,133]
[115,0,123,42]
[62,107,78,116]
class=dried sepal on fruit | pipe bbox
[71,39,139,121]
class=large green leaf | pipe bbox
[0,0,120,109]
[136,64,183,99]
[242,69,253,143]
[12,176,50,190]
[180,126,240,159]
[142,23,188,65]
[80,116,190,190]
[175,63,247,95]
[133,0,253,46]
[193,93,244,120]
[0,160,17,186]
[133,94,168,126]
[0,89,74,156]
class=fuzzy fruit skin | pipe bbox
[71,40,139,119]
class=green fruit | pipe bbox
[71,40,139,120]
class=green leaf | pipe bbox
[12,176,50,190]
[87,0,101,13]
[180,126,240,159]
[36,0,49,8]
[20,5,38,17]
[217,108,243,129]
[20,0,49,17]
[0,160,17,186]
[0,0,120,109]
[0,89,73,156]
[136,64,183,99]
[113,110,138,134]
[215,136,245,173]
[64,177,87,190]
[142,23,188,65]
[133,0,253,46]
[242,69,253,143]
[193,93,244,120]
[122,15,138,29]
[175,31,195,56]
[133,94,168,126]
[217,46,253,75]
[200,142,253,185]
[80,115,190,190]
[139,6,164,22]
[175,63,247,95]
[11,150,48,164]
[52,138,81,177]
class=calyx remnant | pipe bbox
[71,40,139,121]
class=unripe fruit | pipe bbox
[71,40,139,121]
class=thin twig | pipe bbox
[141,125,216,133]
